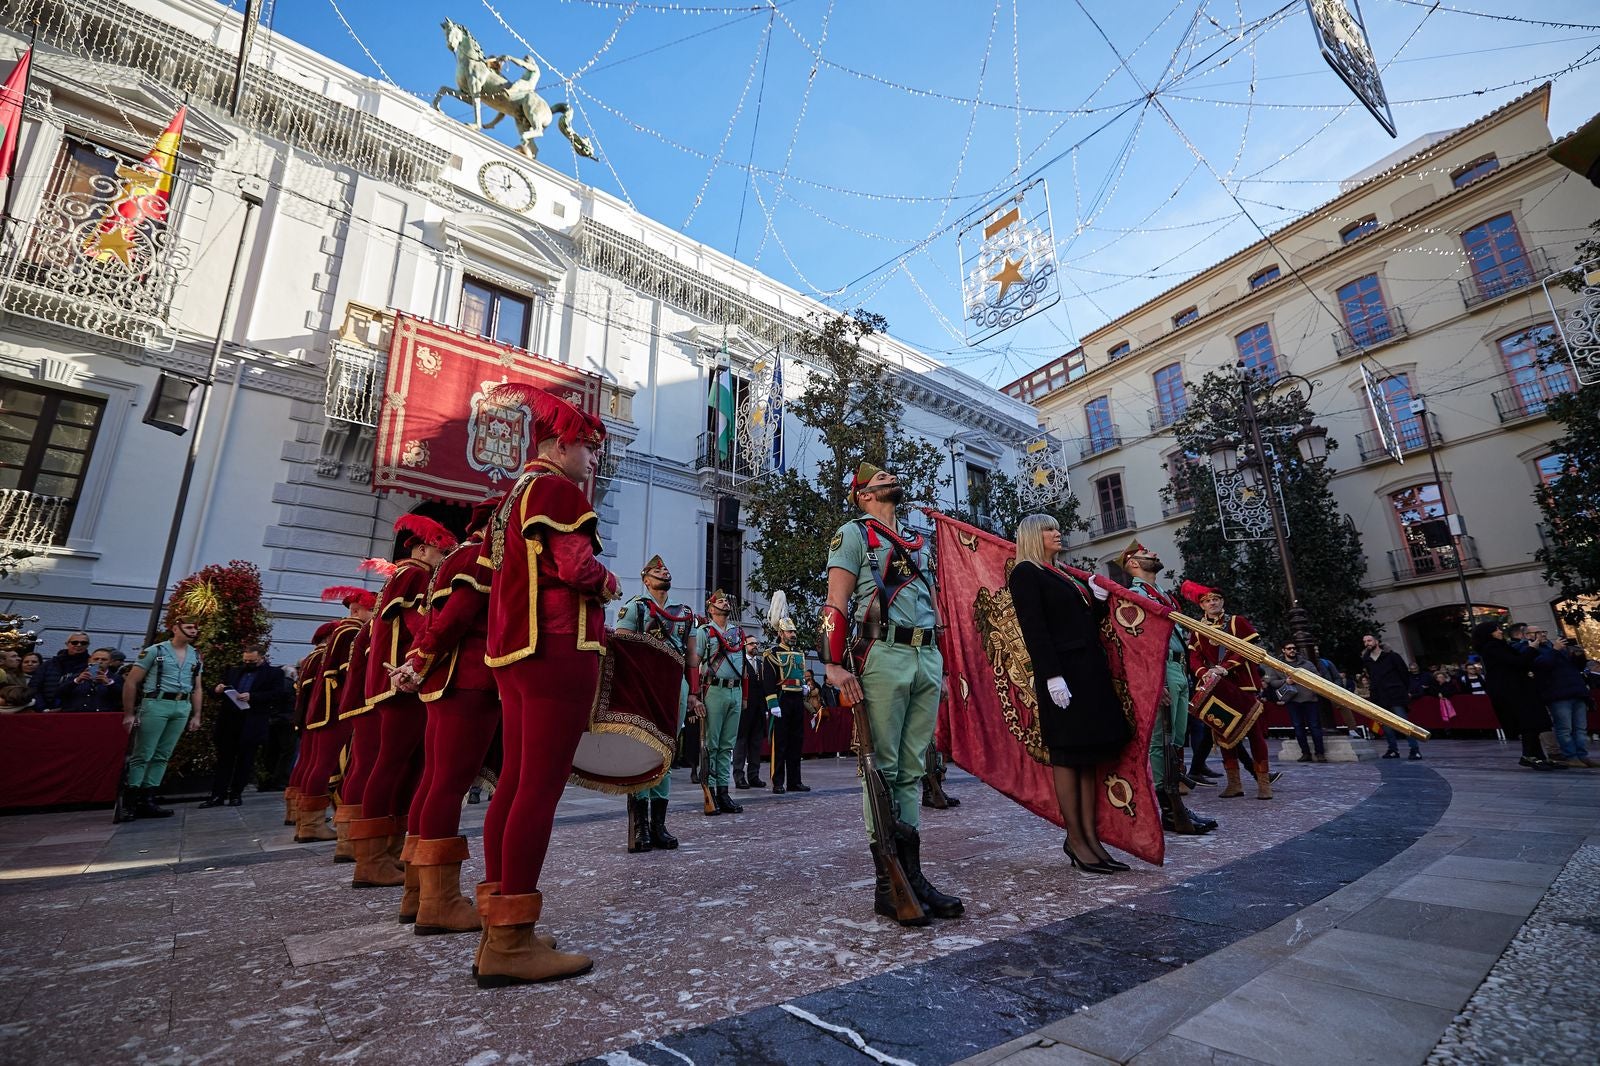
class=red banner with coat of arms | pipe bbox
[930,511,1168,866]
[373,313,604,503]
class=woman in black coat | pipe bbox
[1007,514,1133,874]
[1472,620,1553,769]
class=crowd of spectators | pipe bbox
[0,632,134,713]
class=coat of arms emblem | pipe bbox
[466,381,531,481]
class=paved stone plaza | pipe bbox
[0,740,1596,1065]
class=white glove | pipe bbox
[1046,676,1072,708]
[1090,581,1110,602]
[770,707,782,718]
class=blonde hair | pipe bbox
[1014,513,1060,567]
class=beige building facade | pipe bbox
[1007,84,1600,667]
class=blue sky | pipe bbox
[261,1,1600,386]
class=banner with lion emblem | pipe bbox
[930,511,1168,866]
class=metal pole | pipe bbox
[948,443,961,511]
[1415,396,1476,632]
[143,183,263,644]
[230,0,263,116]
[1238,366,1312,651]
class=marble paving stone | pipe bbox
[1448,833,1579,865]
[1170,970,1456,1066]
[1386,873,1548,917]
[1127,1034,1274,1065]
[1273,927,1496,1011]
[1338,895,1528,954]
[1419,853,1563,887]
[968,1038,1120,1066]
[284,920,424,967]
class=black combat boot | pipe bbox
[733,770,750,790]
[747,771,766,789]
[1184,799,1218,832]
[870,843,929,927]
[1159,789,1204,835]
[895,828,963,918]
[648,799,678,849]
[626,795,653,853]
[714,787,744,814]
[135,787,175,819]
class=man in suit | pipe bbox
[201,645,291,808]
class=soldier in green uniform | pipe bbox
[615,555,703,851]
[695,589,747,816]
[1119,540,1216,836]
[762,613,811,794]
[822,462,962,923]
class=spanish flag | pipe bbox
[0,48,31,183]
[82,105,185,268]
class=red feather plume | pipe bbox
[321,585,378,612]
[358,557,398,577]
[484,382,605,447]
[395,513,458,551]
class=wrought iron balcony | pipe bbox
[1354,412,1442,462]
[696,430,763,480]
[1148,401,1188,432]
[1333,306,1408,359]
[1084,506,1136,540]
[1078,427,1123,461]
[1458,247,1551,309]
[1491,373,1577,422]
[1387,536,1480,583]
[1161,497,1196,519]
[324,342,386,428]
[0,489,71,556]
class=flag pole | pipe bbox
[0,25,38,260]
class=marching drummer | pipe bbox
[695,590,748,816]
[615,554,702,852]
[1183,582,1276,800]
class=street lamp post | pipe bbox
[946,437,967,512]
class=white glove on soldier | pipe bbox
[1090,580,1110,601]
[1046,675,1072,708]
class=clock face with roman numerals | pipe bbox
[478,161,535,212]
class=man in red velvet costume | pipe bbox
[284,625,337,830]
[289,588,375,847]
[349,517,456,900]
[388,494,504,937]
[477,383,620,988]
[333,602,378,863]
[1183,582,1275,800]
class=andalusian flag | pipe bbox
[707,343,735,463]
[83,105,186,268]
[0,48,31,184]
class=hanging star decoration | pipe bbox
[990,256,1025,301]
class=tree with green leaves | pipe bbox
[1167,368,1375,667]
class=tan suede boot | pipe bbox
[332,803,359,864]
[397,835,421,923]
[294,794,338,843]
[1219,763,1244,798]
[283,786,299,827]
[476,891,593,988]
[413,837,479,935]
[470,880,556,973]
[386,826,408,870]
[1254,768,1274,800]
[350,816,405,888]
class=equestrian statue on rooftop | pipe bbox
[432,19,596,161]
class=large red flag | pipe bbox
[930,510,1168,866]
[0,48,31,183]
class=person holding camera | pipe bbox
[1529,628,1595,769]
[57,647,124,713]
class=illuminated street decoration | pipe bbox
[1305,0,1396,138]
[958,178,1060,345]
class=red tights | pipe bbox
[409,690,500,839]
[1220,719,1270,773]
[361,696,426,820]
[483,640,598,893]
[298,720,351,799]
[341,713,384,807]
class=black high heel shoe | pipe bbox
[1095,854,1131,872]
[1063,838,1117,874]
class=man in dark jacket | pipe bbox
[1530,629,1594,768]
[1473,620,1551,770]
[200,645,291,807]
[57,647,125,713]
[37,633,91,710]
[1360,634,1421,759]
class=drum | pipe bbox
[1188,672,1265,750]
[570,628,684,793]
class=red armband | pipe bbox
[818,605,849,665]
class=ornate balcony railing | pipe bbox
[1078,426,1123,461]
[1162,497,1196,519]
[696,430,763,480]
[1355,412,1442,462]
[1333,306,1408,359]
[1491,373,1577,422]
[1459,247,1552,309]
[1387,535,1481,583]
[0,489,71,555]
[1148,400,1188,432]
[1084,506,1136,540]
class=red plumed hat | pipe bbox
[311,620,342,644]
[484,382,606,448]
[468,493,505,536]
[395,513,458,552]
[1180,579,1221,606]
[321,585,377,612]
[358,557,398,578]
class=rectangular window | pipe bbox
[1064,349,1087,381]
[1497,324,1572,416]
[1461,213,1530,299]
[1234,323,1279,380]
[1107,341,1132,361]
[1536,453,1567,486]
[1166,452,1197,515]
[1389,482,1456,575]
[1084,396,1116,453]
[1152,363,1186,426]
[1336,274,1393,347]
[1451,154,1499,188]
[966,465,992,524]
[1374,372,1425,451]
[1171,308,1198,329]
[0,378,106,545]
[460,277,533,349]
[1340,216,1379,244]
[1095,473,1128,531]
[1249,265,1280,290]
